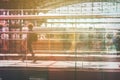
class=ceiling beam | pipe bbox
[0,14,119,20]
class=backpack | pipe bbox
[31,33,38,42]
[28,33,38,42]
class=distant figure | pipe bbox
[112,30,120,55]
[105,33,116,54]
[1,22,9,52]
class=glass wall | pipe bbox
[0,1,120,80]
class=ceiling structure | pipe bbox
[0,0,119,9]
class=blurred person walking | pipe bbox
[112,30,120,55]
[21,23,37,63]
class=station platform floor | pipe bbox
[0,60,120,72]
[0,53,119,71]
